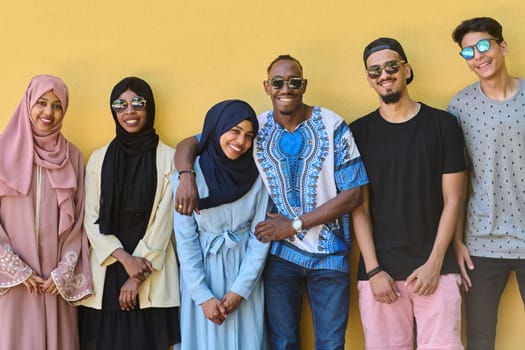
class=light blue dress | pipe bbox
[173,159,270,350]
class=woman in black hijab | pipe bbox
[79,77,180,350]
[173,100,270,350]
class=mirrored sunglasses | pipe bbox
[366,60,405,79]
[268,77,305,90]
[111,96,147,112]
[460,38,500,60]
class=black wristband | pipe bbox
[366,266,383,279]
[178,169,196,179]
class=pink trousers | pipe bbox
[358,274,464,350]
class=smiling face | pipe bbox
[264,59,307,116]
[30,90,65,131]
[219,119,255,160]
[366,49,411,104]
[114,89,148,133]
[461,31,507,81]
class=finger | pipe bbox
[125,295,133,310]
[32,275,46,284]
[462,277,470,292]
[144,260,154,272]
[27,278,40,294]
[410,279,422,294]
[404,273,416,287]
[119,291,129,310]
[135,274,145,282]
[266,212,279,218]
[388,290,398,302]
[119,297,126,310]
[458,264,472,289]
[216,302,228,319]
[23,281,33,294]
[390,281,401,296]
[255,222,267,233]
[465,254,475,271]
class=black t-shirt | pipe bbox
[350,103,466,280]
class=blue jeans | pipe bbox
[263,255,350,350]
[466,256,525,350]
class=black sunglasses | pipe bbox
[268,77,305,90]
[366,60,405,79]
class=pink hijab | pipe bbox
[0,74,77,235]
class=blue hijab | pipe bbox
[197,100,259,210]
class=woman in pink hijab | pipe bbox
[0,75,93,350]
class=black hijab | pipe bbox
[197,100,259,210]
[97,77,159,234]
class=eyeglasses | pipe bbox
[366,60,405,79]
[111,96,147,112]
[460,38,500,60]
[268,77,305,90]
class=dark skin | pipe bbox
[112,245,154,311]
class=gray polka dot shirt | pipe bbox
[448,79,525,259]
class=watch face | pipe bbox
[292,218,302,231]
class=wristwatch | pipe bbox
[292,216,303,233]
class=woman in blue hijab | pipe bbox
[173,100,269,350]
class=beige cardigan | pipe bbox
[79,141,179,309]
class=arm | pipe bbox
[172,175,227,322]
[405,170,467,295]
[117,146,179,310]
[255,186,362,242]
[452,173,473,291]
[174,136,200,216]
[352,185,399,303]
[223,181,270,313]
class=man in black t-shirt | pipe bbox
[350,37,467,350]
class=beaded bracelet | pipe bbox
[366,266,383,279]
[178,169,196,179]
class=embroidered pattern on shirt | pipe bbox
[53,251,88,293]
[0,243,30,279]
[256,107,328,244]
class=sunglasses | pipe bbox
[460,38,500,60]
[111,96,147,112]
[268,77,305,90]
[366,60,405,79]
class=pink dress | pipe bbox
[0,145,93,350]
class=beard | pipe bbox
[381,91,402,104]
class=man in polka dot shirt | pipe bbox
[448,17,525,350]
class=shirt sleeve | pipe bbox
[333,120,369,191]
[229,179,270,299]
[172,172,215,305]
[442,114,467,174]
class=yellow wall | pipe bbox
[2,1,524,348]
